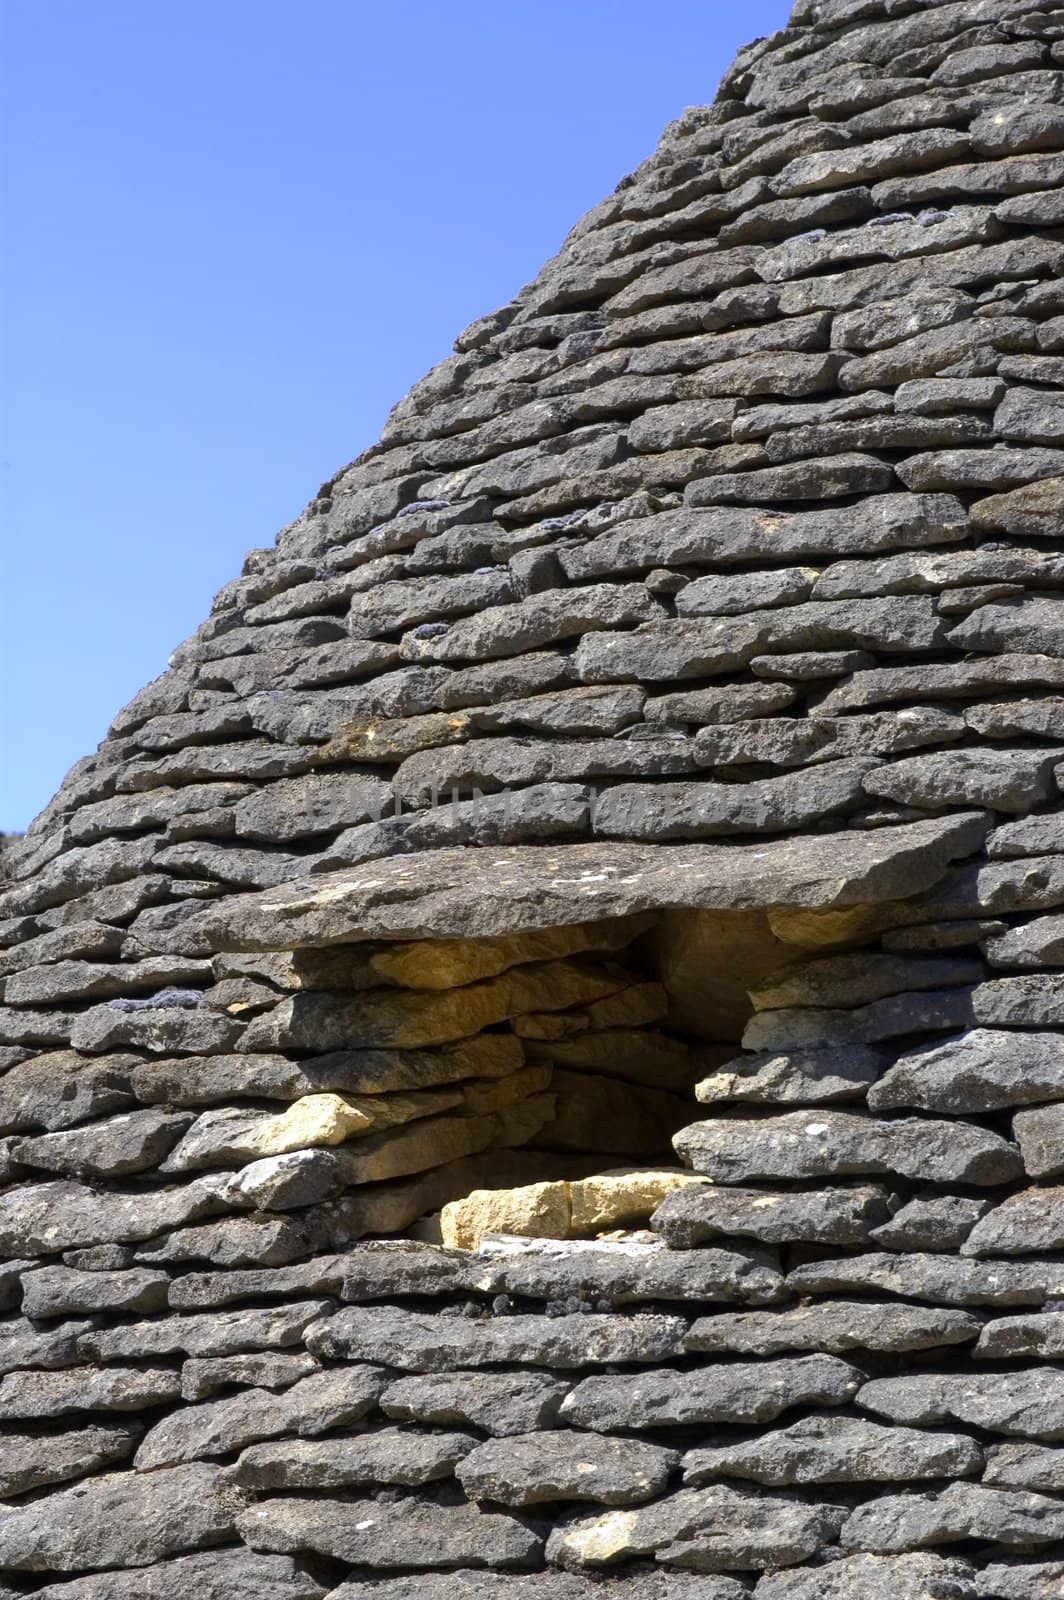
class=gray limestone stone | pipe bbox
[862,747,1061,813]
[675,569,816,616]
[984,1442,1064,1494]
[381,1371,572,1436]
[841,1481,1064,1554]
[464,1236,782,1306]
[12,1109,193,1179]
[963,1187,1064,1256]
[546,1482,845,1572]
[859,1370,1064,1441]
[684,1415,982,1488]
[230,1425,476,1490]
[685,1300,980,1357]
[181,1351,320,1400]
[80,1299,332,1361]
[973,1562,1064,1600]
[0,1422,139,1498]
[70,1004,242,1056]
[0,1176,225,1256]
[947,594,1064,656]
[308,1306,686,1371]
[330,1575,745,1600]
[753,1553,979,1600]
[0,1052,137,1135]
[0,1461,243,1572]
[694,710,963,772]
[869,1194,990,1252]
[1013,1101,1064,1179]
[694,1045,886,1106]
[650,1183,890,1248]
[30,1551,326,1599]
[559,1356,861,1432]
[457,1431,679,1507]
[643,682,799,726]
[787,1252,1061,1308]
[135,1364,385,1469]
[0,1363,181,1420]
[238,1494,542,1570]
[869,1029,1064,1114]
[592,761,876,840]
[976,1313,1064,1361]
[674,1109,1021,1186]
[20,1264,170,1318]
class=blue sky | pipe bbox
[1,0,790,832]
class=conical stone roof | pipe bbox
[4,1,1064,1593]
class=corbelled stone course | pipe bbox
[6,1,1064,1591]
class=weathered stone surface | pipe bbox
[458,1431,679,1507]
[0,1364,181,1420]
[238,1494,541,1569]
[546,1482,845,1572]
[169,818,988,950]
[0,1422,139,1498]
[0,1052,137,1135]
[334,1575,744,1600]
[694,1044,883,1106]
[651,1183,890,1248]
[382,1370,571,1436]
[307,1305,686,1370]
[13,1109,193,1178]
[869,1194,989,1252]
[560,1356,860,1432]
[80,1299,333,1361]
[753,1553,979,1600]
[1013,1101,1064,1179]
[0,1461,243,1572]
[685,1299,980,1357]
[0,1177,224,1256]
[976,1313,1064,1361]
[328,1576,745,1600]
[230,1425,475,1490]
[684,1415,982,1488]
[859,1370,1064,1441]
[963,1187,1064,1257]
[870,1029,1064,1114]
[862,748,1061,812]
[466,1235,782,1306]
[984,1441,1064,1494]
[181,1350,320,1400]
[674,1109,1021,1186]
[135,1364,385,1469]
[30,1550,326,1599]
[841,1480,1064,1554]
[131,1034,525,1104]
[788,1252,1062,1308]
[21,1264,170,1319]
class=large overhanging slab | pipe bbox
[171,813,987,953]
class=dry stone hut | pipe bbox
[5,0,1064,1594]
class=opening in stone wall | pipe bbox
[201,900,882,1251]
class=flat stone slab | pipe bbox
[164,817,986,952]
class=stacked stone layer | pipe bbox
[5,0,1064,1590]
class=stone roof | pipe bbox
[4,0,1064,1593]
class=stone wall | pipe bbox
[5,0,1064,1591]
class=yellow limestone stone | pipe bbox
[767,901,903,949]
[440,1168,710,1249]
[554,1511,639,1565]
[367,913,654,990]
[441,1180,572,1251]
[243,1088,467,1157]
[245,1094,374,1154]
[567,1168,711,1234]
